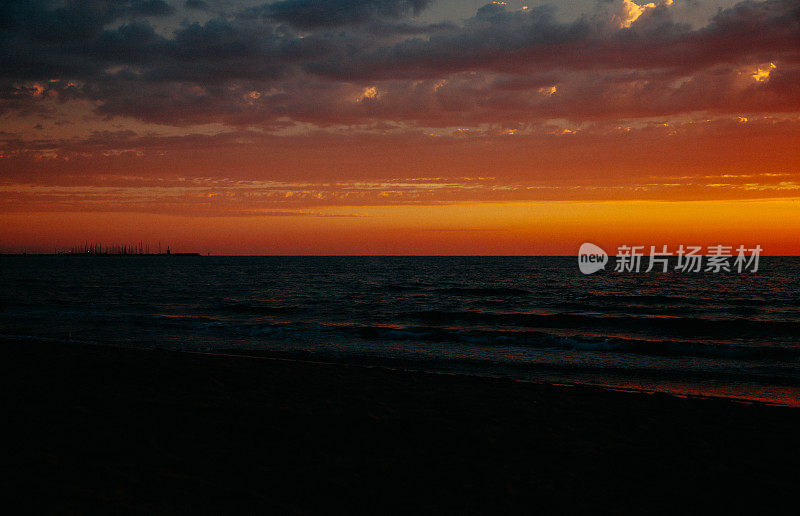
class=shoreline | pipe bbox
[7,333,797,407]
[10,338,800,512]
[202,347,797,408]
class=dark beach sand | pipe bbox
[9,340,799,514]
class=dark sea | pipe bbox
[2,256,799,405]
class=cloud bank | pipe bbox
[0,0,796,129]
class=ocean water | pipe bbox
[2,256,799,405]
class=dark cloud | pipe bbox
[0,0,174,79]
[0,0,798,128]
[252,0,433,29]
[307,0,799,80]
[184,0,210,10]
[305,4,592,80]
[0,1,173,42]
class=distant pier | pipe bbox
[1,242,204,257]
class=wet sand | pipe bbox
[10,340,799,513]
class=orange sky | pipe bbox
[1,0,799,254]
[2,199,798,255]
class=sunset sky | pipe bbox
[1,0,799,254]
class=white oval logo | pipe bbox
[578,243,608,274]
